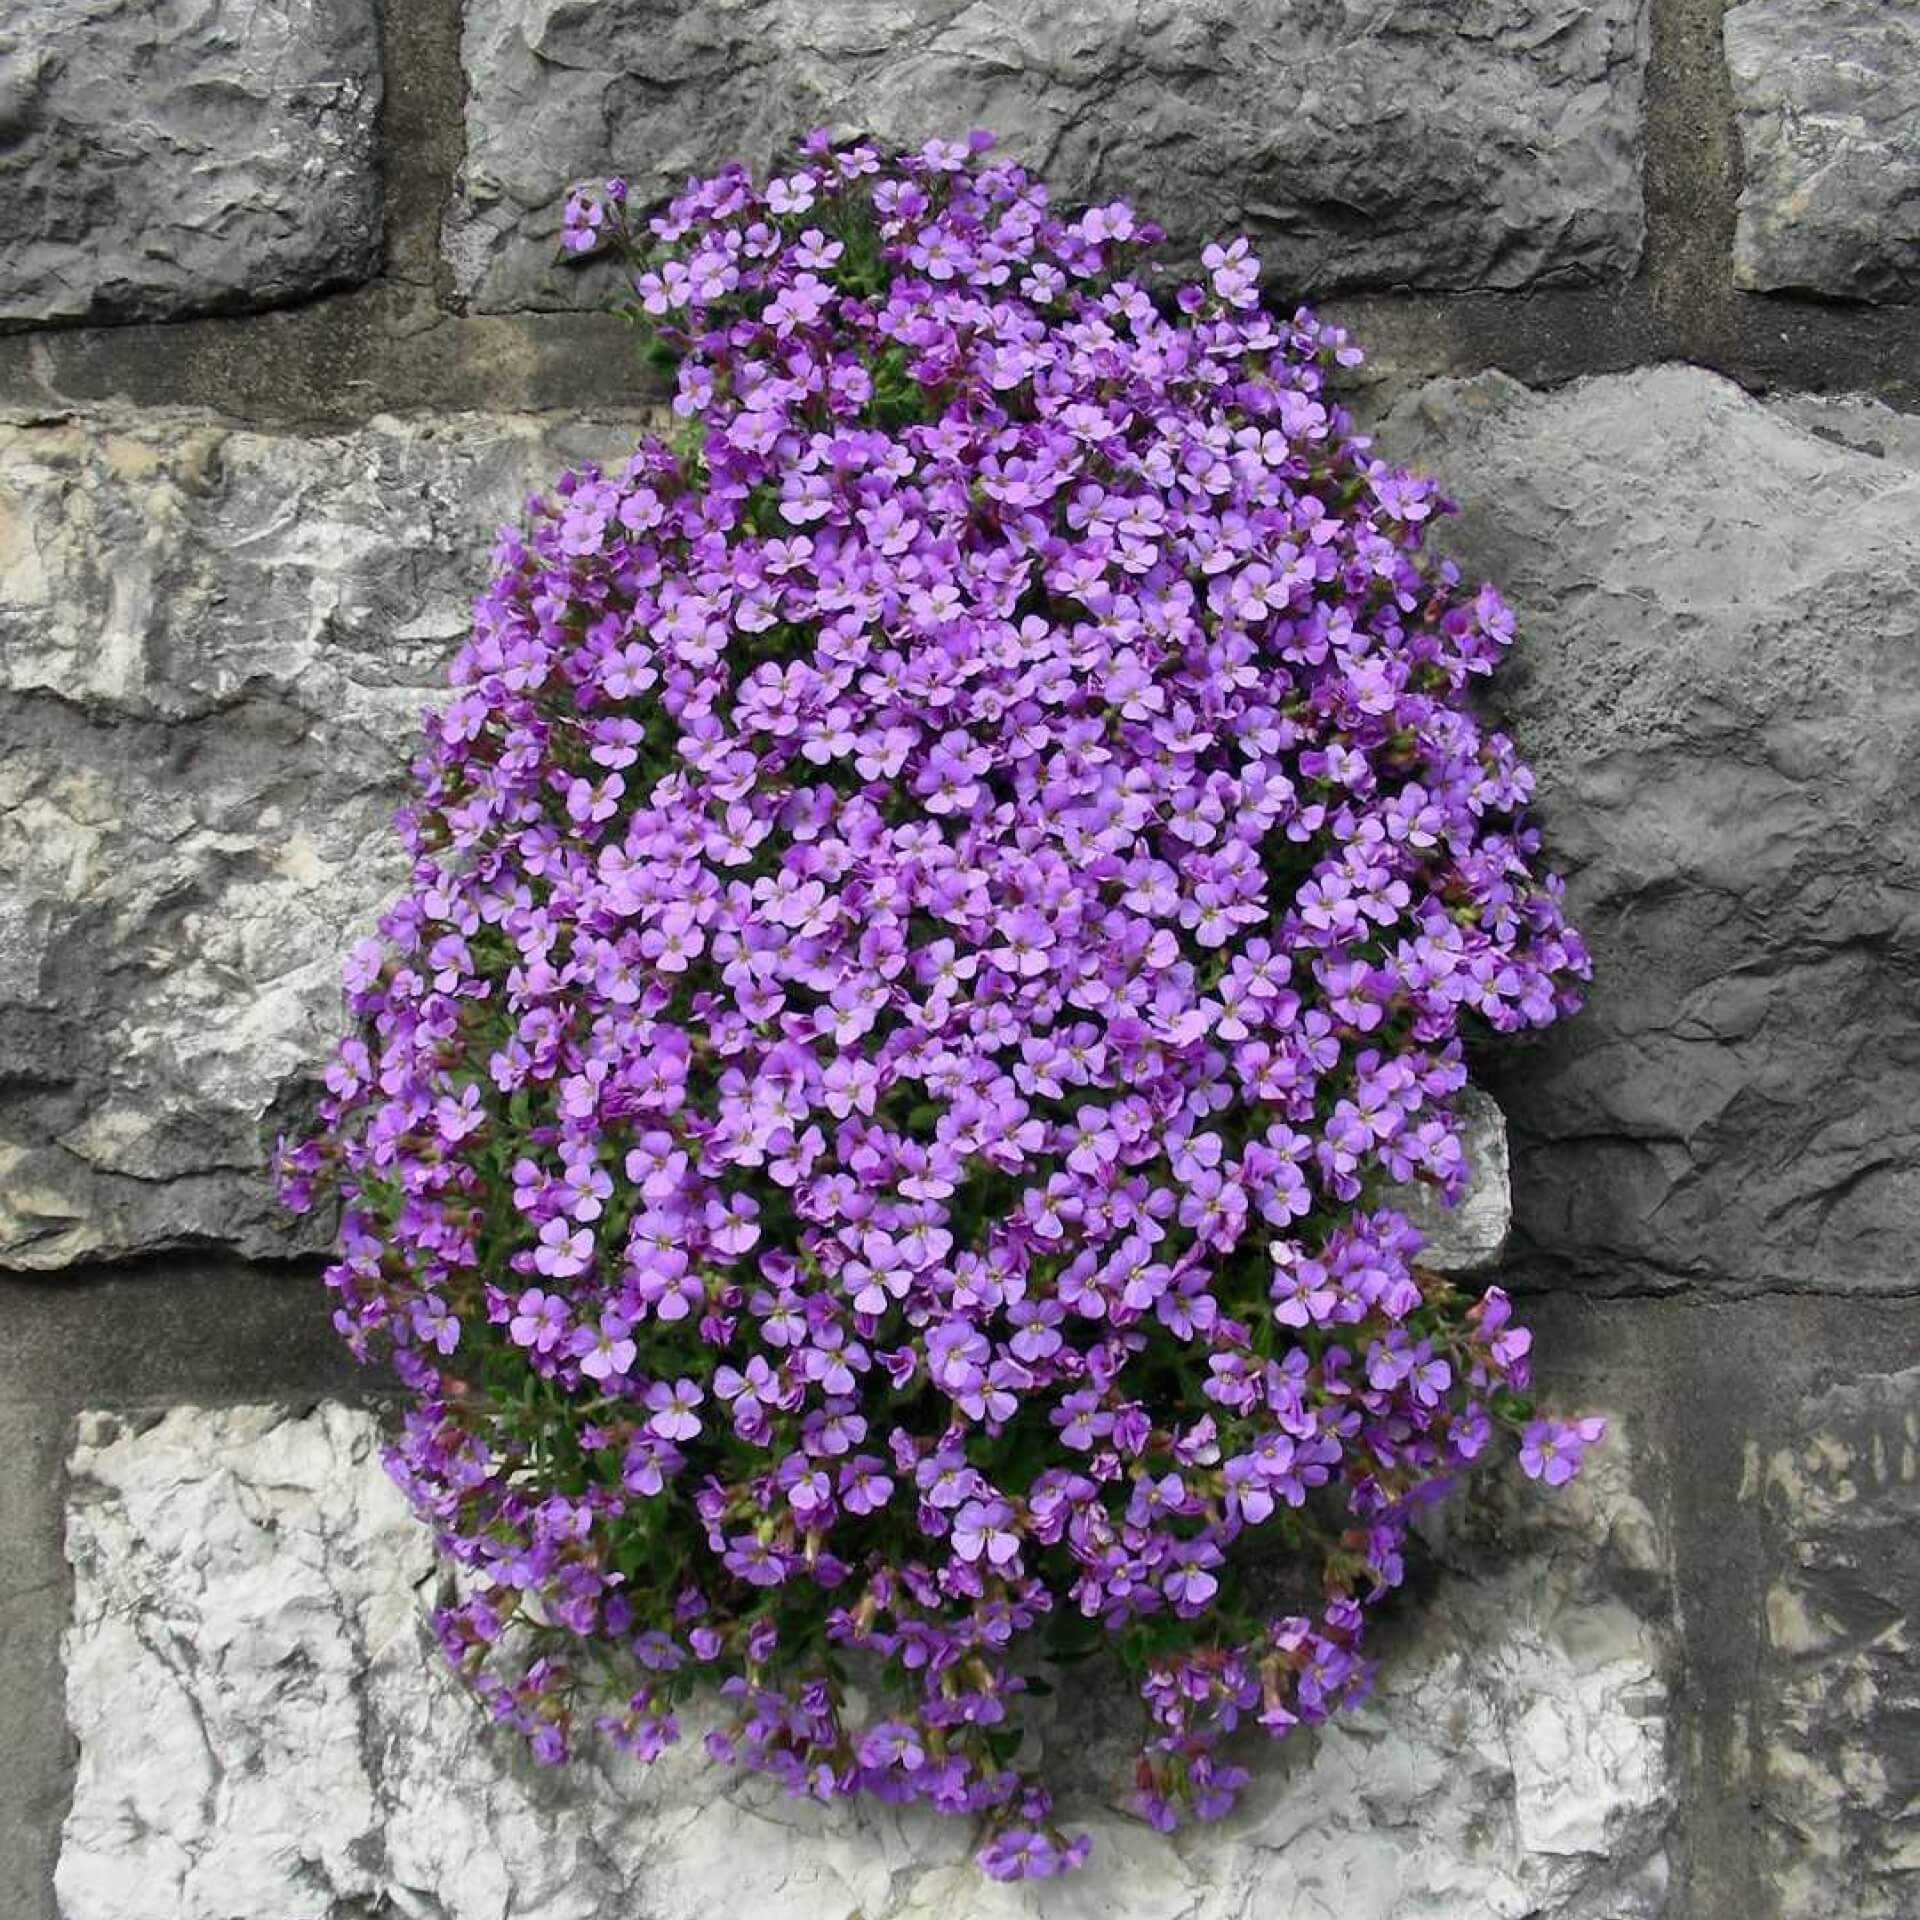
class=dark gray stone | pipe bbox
[1383,368,1920,1297]
[0,410,643,1271]
[1725,0,1920,302]
[0,0,384,326]
[0,1402,69,1920]
[1756,1367,1920,1919]
[446,0,1650,313]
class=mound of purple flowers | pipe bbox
[277,129,1595,1878]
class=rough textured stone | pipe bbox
[1755,1366,1920,1920]
[0,0,384,327]
[446,0,1650,313]
[0,410,643,1271]
[1386,1086,1512,1274]
[1383,368,1920,1297]
[1724,0,1920,303]
[0,406,1518,1277]
[58,1401,1671,1920]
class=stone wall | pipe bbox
[1,3,1915,1917]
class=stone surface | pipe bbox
[1724,0,1920,303]
[446,0,1650,313]
[1386,1086,1512,1274]
[1383,368,1920,1297]
[0,405,1521,1277]
[0,409,643,1271]
[0,0,384,327]
[58,1401,1671,1920]
[1755,1366,1920,1920]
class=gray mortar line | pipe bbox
[0,1265,370,1413]
[1524,1287,1920,1915]
[379,0,472,304]
[1642,0,1743,314]
[0,280,1910,434]
[0,1404,76,1920]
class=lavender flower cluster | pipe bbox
[278,129,1595,1879]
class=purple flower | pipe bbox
[858,1718,926,1769]
[508,1288,568,1354]
[839,1456,895,1516]
[571,1312,636,1383]
[1201,235,1260,308]
[281,127,1594,1883]
[409,1295,460,1356]
[978,1827,1070,1881]
[1518,1415,1607,1487]
[646,1377,705,1442]
[534,1218,593,1279]
[1164,1565,1220,1614]
[951,1498,1021,1568]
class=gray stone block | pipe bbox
[0,0,384,326]
[1382,368,1920,1296]
[0,391,1513,1280]
[0,409,645,1270]
[1756,1366,1920,1919]
[56,1401,1671,1920]
[1725,0,1920,302]
[1384,1086,1512,1275]
[446,0,1650,312]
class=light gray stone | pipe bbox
[1755,1367,1920,1920]
[446,0,1650,313]
[57,1401,1671,1920]
[1725,0,1920,302]
[0,409,645,1270]
[1382,369,1920,1297]
[0,404,1519,1277]
[0,0,384,326]
[1385,1085,1512,1274]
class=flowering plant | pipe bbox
[278,129,1595,1880]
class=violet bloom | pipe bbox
[951,1498,1021,1567]
[410,1295,460,1356]
[534,1217,593,1279]
[572,1312,637,1383]
[508,1289,568,1355]
[281,128,1594,1878]
[1164,1565,1220,1614]
[646,1377,705,1442]
[978,1828,1067,1881]
[1518,1415,1607,1487]
[723,1534,788,1588]
[839,1457,895,1515]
